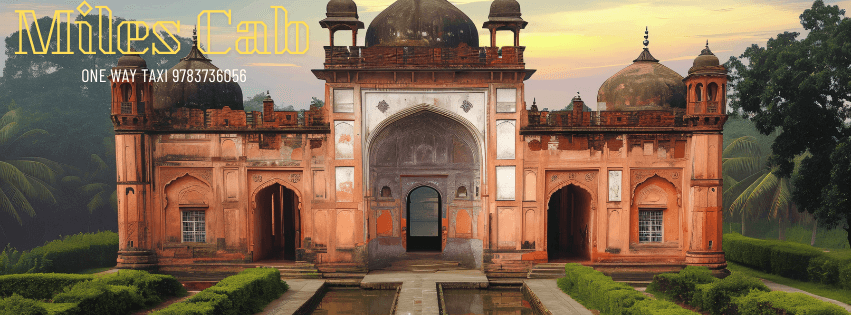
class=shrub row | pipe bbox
[724,233,823,280]
[732,290,849,315]
[557,263,697,315]
[0,231,118,275]
[649,266,846,315]
[153,268,288,315]
[724,233,851,288]
[0,270,185,315]
[0,274,94,300]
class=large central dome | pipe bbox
[365,0,479,48]
[597,48,686,111]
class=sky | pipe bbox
[2,0,850,111]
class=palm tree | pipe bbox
[58,154,117,215]
[722,136,794,239]
[0,109,57,225]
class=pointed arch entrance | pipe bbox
[368,109,482,255]
[253,183,300,261]
[407,186,442,252]
[547,184,593,260]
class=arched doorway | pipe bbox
[407,186,442,252]
[547,184,592,260]
[254,183,299,261]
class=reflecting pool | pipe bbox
[309,288,397,315]
[443,289,535,315]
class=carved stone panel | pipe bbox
[496,120,516,160]
[496,166,516,201]
[608,170,622,202]
[630,169,682,206]
[335,121,354,160]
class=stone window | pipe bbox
[333,89,354,113]
[695,84,704,102]
[707,83,718,102]
[121,102,133,114]
[638,210,663,243]
[496,88,517,113]
[456,186,467,198]
[182,210,206,243]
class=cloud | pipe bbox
[244,63,300,67]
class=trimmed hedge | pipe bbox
[96,270,186,305]
[0,294,48,315]
[557,263,697,315]
[153,268,288,315]
[732,290,848,315]
[690,274,768,315]
[53,281,144,315]
[647,266,716,303]
[0,231,118,275]
[724,233,823,281]
[0,270,185,315]
[0,274,94,300]
[650,266,847,315]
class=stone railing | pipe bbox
[323,44,526,69]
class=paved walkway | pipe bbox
[524,280,594,315]
[257,279,325,315]
[761,279,851,312]
[362,270,489,315]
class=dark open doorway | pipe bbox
[407,186,442,252]
[255,184,299,261]
[547,184,592,261]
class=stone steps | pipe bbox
[322,272,369,279]
[527,263,567,279]
[259,262,321,280]
[384,259,464,272]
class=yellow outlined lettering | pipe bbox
[152,21,181,55]
[197,10,231,55]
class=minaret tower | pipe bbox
[110,47,155,269]
[683,41,728,269]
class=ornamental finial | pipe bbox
[192,25,198,46]
[643,26,649,48]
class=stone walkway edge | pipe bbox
[257,273,595,315]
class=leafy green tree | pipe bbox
[0,108,57,225]
[726,0,851,246]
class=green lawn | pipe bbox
[727,261,851,305]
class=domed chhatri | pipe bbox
[326,0,359,19]
[597,27,686,111]
[489,0,523,22]
[689,41,724,75]
[365,0,479,48]
[152,28,243,111]
[116,51,147,69]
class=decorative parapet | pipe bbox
[112,105,330,134]
[522,107,726,134]
[322,44,526,69]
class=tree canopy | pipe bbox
[726,0,851,245]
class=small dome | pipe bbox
[116,49,147,68]
[326,0,359,19]
[689,42,722,74]
[365,0,479,48]
[489,0,521,19]
[153,42,243,111]
[597,49,686,111]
